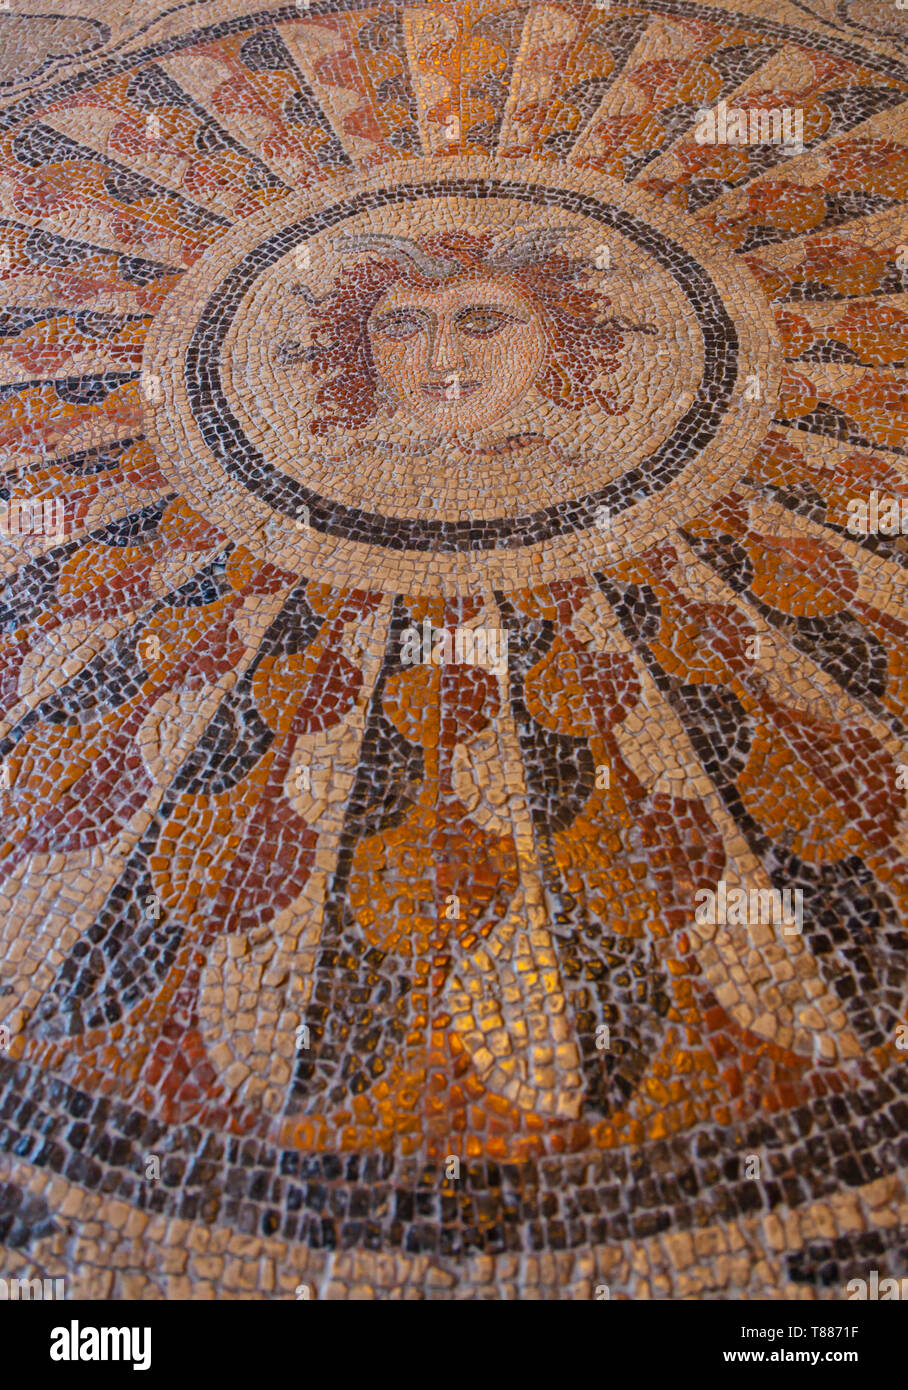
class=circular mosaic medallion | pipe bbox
[146,158,780,593]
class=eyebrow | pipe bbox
[454,305,527,319]
[372,306,432,321]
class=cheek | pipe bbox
[486,326,545,382]
[370,336,420,378]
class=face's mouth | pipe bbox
[419,379,482,401]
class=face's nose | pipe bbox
[425,313,467,375]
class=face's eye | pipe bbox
[370,309,428,341]
[455,306,525,338]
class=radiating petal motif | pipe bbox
[1,0,907,1302]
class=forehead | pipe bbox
[372,274,537,316]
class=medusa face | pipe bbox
[366,275,547,433]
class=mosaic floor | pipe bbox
[1,0,907,1302]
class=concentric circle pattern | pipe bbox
[1,0,908,1302]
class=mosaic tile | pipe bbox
[0,0,907,1303]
